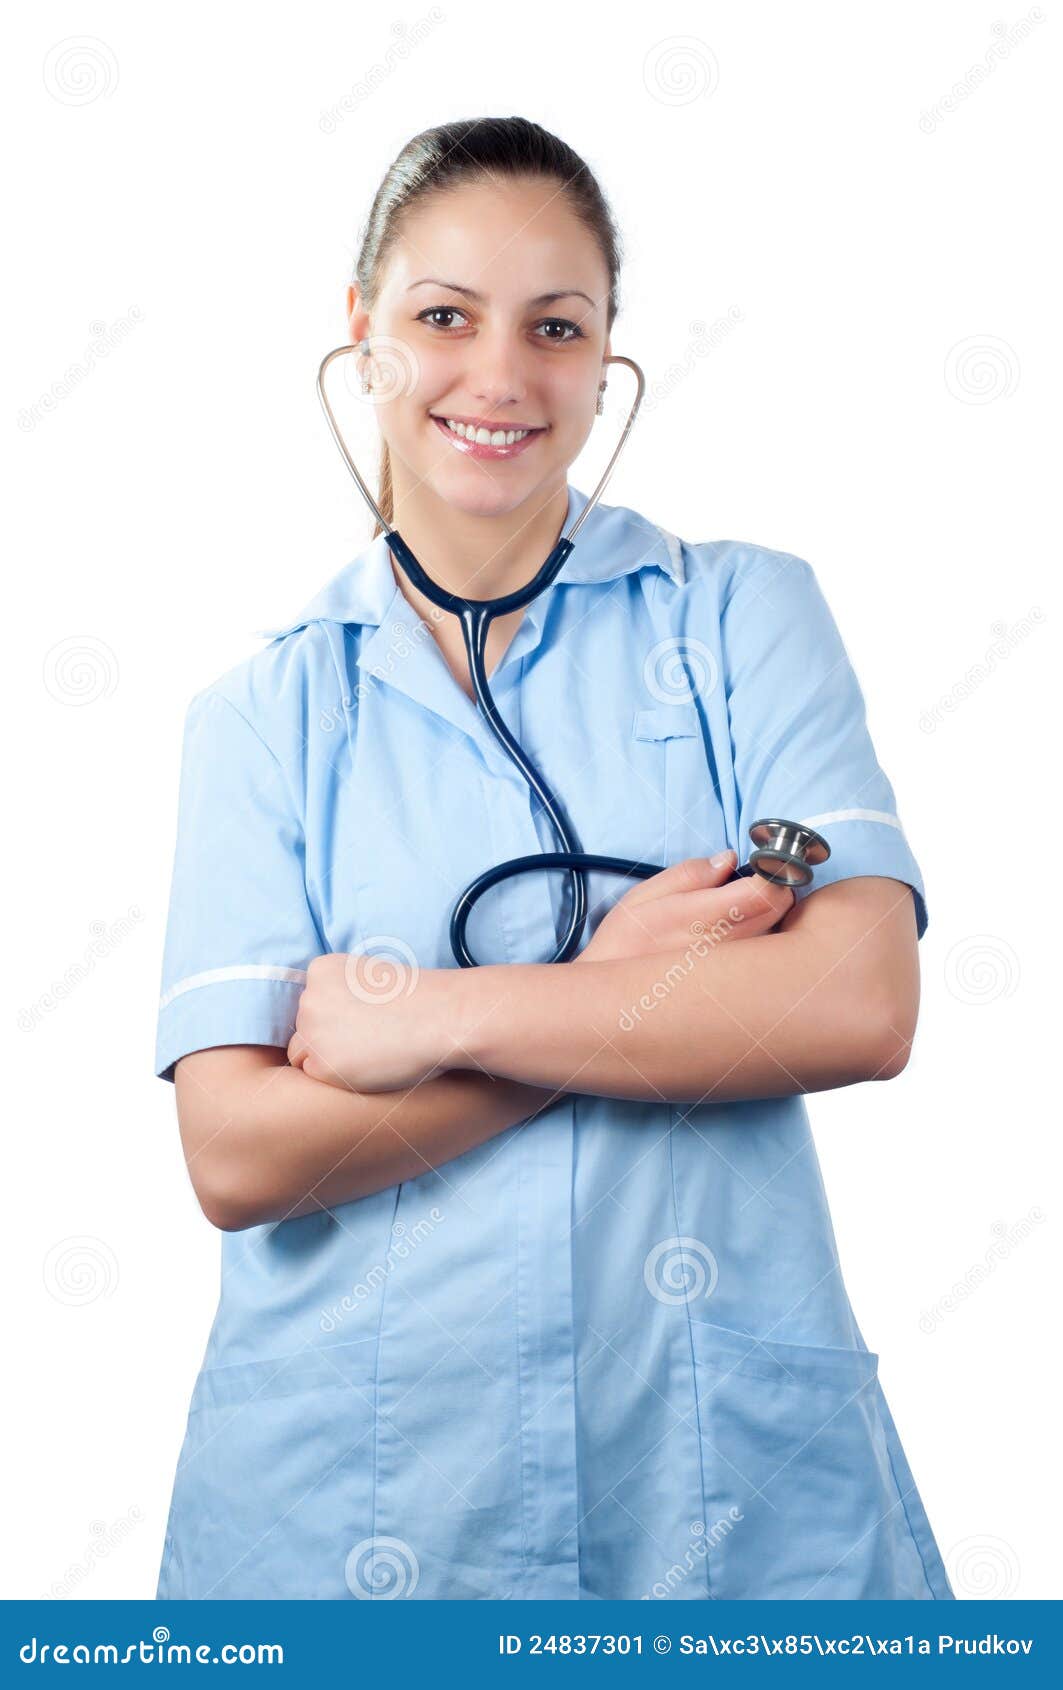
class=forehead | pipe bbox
[382,177,608,301]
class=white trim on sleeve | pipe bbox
[800,808,905,831]
[159,964,309,1012]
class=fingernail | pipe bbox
[709,849,734,868]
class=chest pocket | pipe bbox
[632,703,702,743]
[612,701,730,869]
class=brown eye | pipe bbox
[417,307,468,330]
[535,319,586,343]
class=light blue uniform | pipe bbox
[154,482,954,1600]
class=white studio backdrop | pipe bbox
[4,0,1058,1600]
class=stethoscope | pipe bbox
[317,342,831,967]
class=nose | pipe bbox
[466,326,528,411]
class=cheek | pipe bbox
[549,358,597,419]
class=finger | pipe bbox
[680,876,792,940]
[618,849,738,908]
[723,874,797,929]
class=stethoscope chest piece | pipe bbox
[745,818,831,888]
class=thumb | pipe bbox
[622,848,738,907]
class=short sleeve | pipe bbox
[722,550,928,938]
[154,687,326,1082]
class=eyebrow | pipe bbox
[406,278,599,309]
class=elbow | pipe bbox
[182,1125,265,1232]
[870,1036,911,1082]
[174,1049,282,1231]
[830,974,917,1086]
[866,992,918,1082]
[193,1170,263,1233]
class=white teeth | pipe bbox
[441,418,530,446]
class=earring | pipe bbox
[596,378,608,416]
[358,338,372,395]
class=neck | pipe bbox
[385,475,571,605]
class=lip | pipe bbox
[431,414,547,461]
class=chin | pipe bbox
[425,463,551,521]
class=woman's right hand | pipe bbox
[574,850,795,965]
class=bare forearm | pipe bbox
[450,931,903,1103]
[188,1059,562,1230]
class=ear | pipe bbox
[346,282,370,345]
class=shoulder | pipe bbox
[675,534,818,610]
[183,619,338,762]
[637,524,839,672]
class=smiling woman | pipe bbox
[347,129,618,590]
[153,115,954,1603]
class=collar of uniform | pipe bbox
[253,482,685,640]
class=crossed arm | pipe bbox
[174,865,919,1231]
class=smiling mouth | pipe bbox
[430,413,548,458]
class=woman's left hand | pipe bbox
[287,953,461,1092]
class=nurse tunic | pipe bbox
[153,482,955,1601]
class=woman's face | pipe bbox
[347,176,612,522]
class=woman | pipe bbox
[154,116,954,1601]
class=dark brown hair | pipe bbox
[352,116,623,536]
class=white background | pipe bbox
[4,0,1059,1600]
